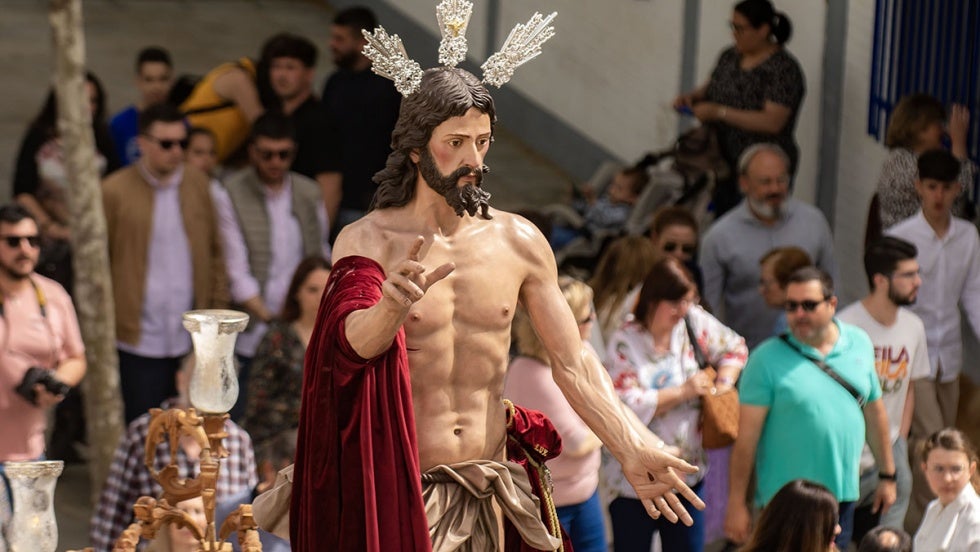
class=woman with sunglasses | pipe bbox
[650,206,704,296]
[672,0,804,217]
[603,257,747,551]
[914,428,980,552]
[874,94,974,231]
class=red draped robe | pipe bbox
[290,256,431,551]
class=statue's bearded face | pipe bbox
[417,107,494,219]
[417,147,491,218]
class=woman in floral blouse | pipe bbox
[243,256,330,482]
[604,256,747,552]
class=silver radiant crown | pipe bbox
[361,0,557,96]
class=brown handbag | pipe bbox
[684,316,739,449]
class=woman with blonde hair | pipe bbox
[914,428,980,551]
[504,276,606,552]
[589,235,659,342]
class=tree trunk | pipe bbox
[48,0,123,503]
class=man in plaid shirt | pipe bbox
[89,361,257,551]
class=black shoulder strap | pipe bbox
[684,314,709,370]
[779,333,865,407]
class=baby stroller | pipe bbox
[549,124,730,276]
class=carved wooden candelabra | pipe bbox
[83,310,262,552]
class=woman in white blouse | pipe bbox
[914,428,980,551]
[604,256,748,552]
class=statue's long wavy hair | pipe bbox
[371,67,497,210]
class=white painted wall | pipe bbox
[834,0,890,304]
[496,0,685,164]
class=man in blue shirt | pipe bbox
[725,267,896,551]
[109,47,174,166]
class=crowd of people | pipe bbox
[0,0,979,550]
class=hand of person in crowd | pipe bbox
[948,103,970,159]
[620,445,705,526]
[692,102,725,123]
[382,235,455,309]
[683,370,714,400]
[871,478,897,516]
[44,221,71,241]
[672,93,695,110]
[33,383,66,409]
[724,499,753,544]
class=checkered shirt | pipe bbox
[89,399,257,551]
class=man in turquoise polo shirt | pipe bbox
[724,267,896,551]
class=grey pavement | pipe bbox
[0,1,574,550]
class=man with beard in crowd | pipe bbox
[837,237,929,544]
[320,6,402,233]
[700,143,838,348]
[290,67,705,551]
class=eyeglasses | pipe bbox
[928,464,967,477]
[143,135,188,150]
[0,235,40,248]
[784,298,829,312]
[663,242,696,255]
[256,148,294,161]
[729,21,749,34]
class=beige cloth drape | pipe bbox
[421,460,562,552]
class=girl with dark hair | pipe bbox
[673,0,805,216]
[12,72,120,292]
[914,428,980,551]
[243,256,331,476]
[603,257,747,551]
[742,479,841,552]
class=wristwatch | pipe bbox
[878,471,897,481]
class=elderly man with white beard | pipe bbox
[700,143,838,349]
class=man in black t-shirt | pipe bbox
[321,6,402,234]
[261,33,342,223]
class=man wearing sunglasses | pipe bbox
[0,204,85,506]
[102,102,229,424]
[727,267,895,550]
[213,112,329,419]
[700,143,837,349]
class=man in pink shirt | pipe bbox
[0,204,85,531]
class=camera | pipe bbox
[14,367,70,406]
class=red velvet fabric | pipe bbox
[290,255,431,552]
[506,404,574,552]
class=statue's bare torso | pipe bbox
[334,205,546,470]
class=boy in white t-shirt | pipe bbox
[838,236,929,543]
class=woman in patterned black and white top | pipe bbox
[673,0,805,216]
[603,257,747,552]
